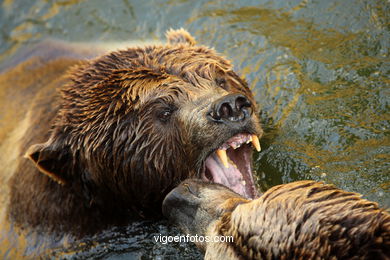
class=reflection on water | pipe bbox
[0,0,389,258]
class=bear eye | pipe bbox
[183,183,200,197]
[216,78,227,90]
[157,107,176,123]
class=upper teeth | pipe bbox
[252,135,261,152]
[231,143,240,149]
[216,149,229,168]
[216,134,261,168]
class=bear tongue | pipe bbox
[203,154,250,198]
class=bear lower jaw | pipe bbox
[201,133,259,199]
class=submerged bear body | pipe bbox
[0,30,262,256]
[163,179,390,259]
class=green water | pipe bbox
[0,0,389,258]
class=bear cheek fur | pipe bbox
[28,95,193,214]
[73,107,194,211]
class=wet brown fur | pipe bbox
[163,180,390,259]
[0,29,261,239]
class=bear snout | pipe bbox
[207,93,253,125]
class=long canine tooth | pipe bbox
[216,149,229,168]
[252,135,261,152]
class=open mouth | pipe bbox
[201,133,261,199]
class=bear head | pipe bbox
[26,29,263,216]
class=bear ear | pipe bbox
[166,28,196,46]
[25,141,70,185]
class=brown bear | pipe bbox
[0,29,262,251]
[163,179,390,259]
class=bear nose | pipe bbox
[208,94,252,123]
